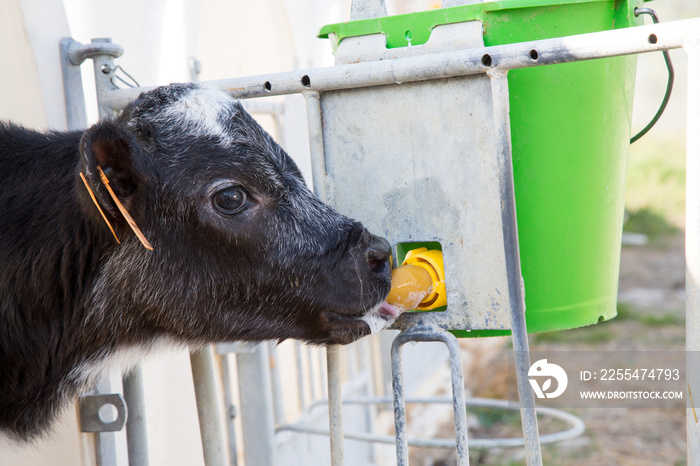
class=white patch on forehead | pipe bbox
[165,86,236,145]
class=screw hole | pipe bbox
[98,403,118,424]
[264,81,272,91]
[648,34,658,44]
[405,30,413,41]
[481,54,492,67]
[301,75,311,87]
[530,49,539,60]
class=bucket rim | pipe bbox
[318,0,644,50]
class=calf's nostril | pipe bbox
[367,255,389,275]
[367,244,390,275]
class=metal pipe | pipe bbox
[60,38,88,131]
[295,342,307,411]
[100,18,700,110]
[190,347,228,466]
[488,69,542,466]
[122,366,149,466]
[391,330,470,465]
[445,333,470,464]
[326,346,345,466]
[390,335,409,465]
[278,397,584,448]
[93,376,127,466]
[64,42,121,466]
[268,342,286,426]
[319,346,329,399]
[219,354,239,466]
[65,39,124,66]
[89,38,120,121]
[685,36,700,466]
[307,85,344,464]
[303,92,330,204]
[236,344,276,466]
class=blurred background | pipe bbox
[1,0,699,465]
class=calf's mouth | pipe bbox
[322,301,402,344]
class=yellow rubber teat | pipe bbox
[387,265,433,312]
[386,247,447,312]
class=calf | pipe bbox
[0,83,397,441]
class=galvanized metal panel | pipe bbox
[319,75,511,331]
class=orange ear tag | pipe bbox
[80,172,120,244]
[97,166,153,251]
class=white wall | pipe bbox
[0,0,70,129]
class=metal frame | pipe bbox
[95,18,699,111]
[391,330,470,464]
[61,15,700,466]
[278,396,585,448]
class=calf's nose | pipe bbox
[366,237,391,276]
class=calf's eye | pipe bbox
[213,187,248,214]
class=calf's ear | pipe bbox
[79,121,153,221]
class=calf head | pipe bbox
[79,83,396,347]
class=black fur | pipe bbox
[0,83,391,441]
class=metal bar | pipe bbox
[190,347,228,466]
[100,18,700,110]
[65,41,125,466]
[295,342,307,411]
[303,92,330,204]
[65,39,124,66]
[319,345,329,399]
[391,330,469,465]
[122,366,149,466]
[89,38,121,121]
[236,343,276,466]
[488,69,542,466]
[686,36,700,466]
[390,335,409,465]
[445,335,469,464]
[59,38,88,130]
[326,345,345,466]
[278,398,584,448]
[306,89,347,464]
[268,342,286,426]
[219,354,239,466]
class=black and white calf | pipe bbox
[0,83,398,441]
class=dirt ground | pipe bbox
[409,232,687,466]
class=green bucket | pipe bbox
[319,0,645,335]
